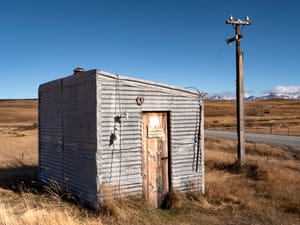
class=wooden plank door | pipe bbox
[142,112,169,208]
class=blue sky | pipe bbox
[0,0,299,99]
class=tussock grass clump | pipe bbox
[161,190,183,210]
[186,191,212,210]
[243,161,269,181]
[43,180,76,203]
[100,184,124,217]
[99,184,144,222]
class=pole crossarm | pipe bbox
[226,19,251,25]
[226,15,251,26]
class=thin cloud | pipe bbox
[262,86,300,97]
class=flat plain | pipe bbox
[205,99,300,136]
[0,99,299,225]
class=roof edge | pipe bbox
[96,69,206,98]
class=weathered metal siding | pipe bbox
[40,69,204,208]
[39,71,98,207]
[62,72,98,207]
[39,79,64,184]
[96,71,204,200]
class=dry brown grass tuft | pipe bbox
[100,184,123,217]
[253,160,300,214]
[161,190,183,210]
[0,194,103,225]
[18,208,84,225]
[0,204,104,225]
[99,184,149,223]
[243,161,269,180]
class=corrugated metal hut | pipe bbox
[38,68,205,208]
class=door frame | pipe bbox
[141,111,171,207]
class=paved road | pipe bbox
[205,130,300,148]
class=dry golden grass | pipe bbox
[0,99,300,224]
[0,100,37,125]
[205,136,300,218]
[205,99,300,136]
[0,100,38,167]
[0,138,300,224]
[0,204,98,225]
[161,190,183,210]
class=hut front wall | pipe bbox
[39,71,98,207]
[96,72,204,201]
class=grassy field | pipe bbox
[0,99,300,224]
[205,99,300,136]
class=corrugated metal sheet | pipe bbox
[62,72,98,207]
[39,71,99,207]
[39,79,64,185]
[96,71,204,200]
[39,69,205,208]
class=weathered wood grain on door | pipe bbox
[142,112,168,208]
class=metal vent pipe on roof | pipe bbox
[73,67,85,74]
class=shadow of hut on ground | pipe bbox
[0,163,43,193]
[0,162,86,207]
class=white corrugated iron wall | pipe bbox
[96,72,203,200]
[39,71,99,207]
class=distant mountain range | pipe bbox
[207,86,300,100]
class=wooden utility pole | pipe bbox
[226,16,251,165]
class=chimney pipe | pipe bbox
[73,67,85,74]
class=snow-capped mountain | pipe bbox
[260,86,300,100]
[209,94,235,100]
[207,86,300,100]
[207,92,236,100]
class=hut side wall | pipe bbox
[62,72,98,206]
[96,72,204,201]
[39,79,64,184]
[39,71,98,207]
